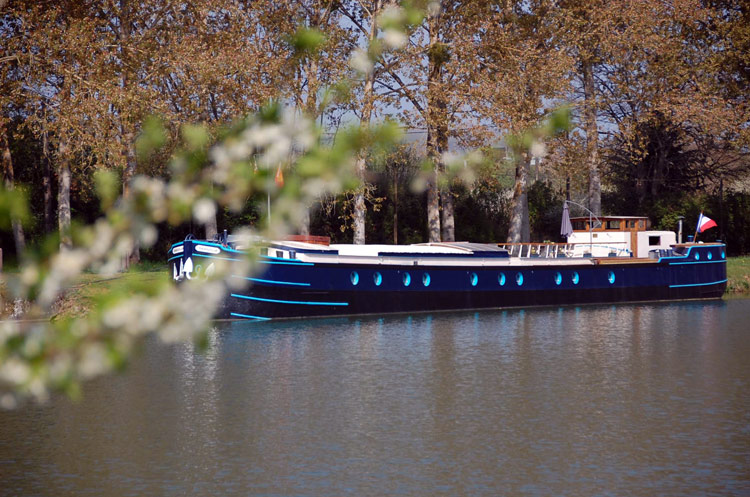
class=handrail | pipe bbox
[498,241,631,259]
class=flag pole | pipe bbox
[693,210,702,242]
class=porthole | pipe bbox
[572,271,580,285]
[554,272,562,285]
[350,271,359,286]
[403,272,411,287]
[722,251,726,259]
[608,271,615,284]
[422,273,431,287]
[695,252,700,260]
[516,272,524,286]
[708,252,713,260]
[498,273,506,286]
[373,272,382,286]
[469,272,478,286]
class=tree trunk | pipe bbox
[426,168,441,243]
[1,131,26,257]
[507,154,530,243]
[205,212,218,239]
[425,2,446,243]
[438,118,454,242]
[440,186,455,242]
[299,206,310,236]
[42,129,55,234]
[352,3,381,245]
[393,178,398,245]
[121,130,140,266]
[582,59,601,216]
[119,0,139,267]
[57,146,72,251]
[352,180,366,244]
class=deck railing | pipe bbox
[498,242,631,258]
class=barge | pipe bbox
[168,215,727,321]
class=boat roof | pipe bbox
[271,241,509,258]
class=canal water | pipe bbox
[1,299,749,496]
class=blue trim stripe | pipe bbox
[192,253,243,262]
[670,278,728,288]
[669,260,726,266]
[263,254,306,262]
[230,293,348,306]
[231,275,311,287]
[259,259,314,266]
[230,312,271,321]
[168,255,181,262]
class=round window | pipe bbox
[554,272,562,285]
[403,272,411,287]
[350,271,359,286]
[373,272,382,286]
[498,273,506,286]
[422,273,431,287]
[516,272,524,286]
[572,272,579,285]
[469,272,478,286]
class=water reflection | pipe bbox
[1,300,748,496]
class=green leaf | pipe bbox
[136,115,167,160]
[289,27,326,55]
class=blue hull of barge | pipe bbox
[169,241,727,321]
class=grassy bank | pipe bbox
[726,256,750,295]
[1,262,167,319]
[51,268,167,318]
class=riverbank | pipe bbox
[726,256,750,294]
[2,257,750,319]
[1,263,166,319]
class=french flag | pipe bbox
[697,213,717,233]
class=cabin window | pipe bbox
[469,272,478,286]
[516,272,524,286]
[422,273,431,287]
[498,273,506,286]
[403,272,411,287]
[627,220,636,229]
[572,271,579,285]
[639,220,645,229]
[572,221,586,231]
[350,271,359,286]
[608,271,615,284]
[708,252,713,260]
[648,236,661,246]
[373,272,382,286]
[606,220,620,230]
[554,272,562,285]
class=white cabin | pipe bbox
[567,216,675,258]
